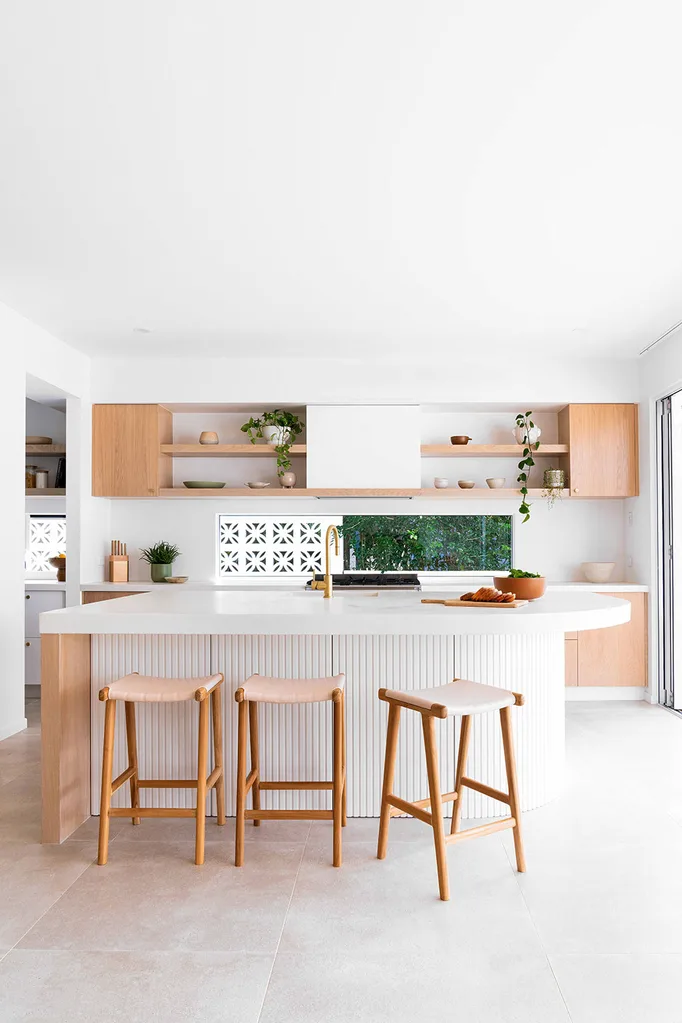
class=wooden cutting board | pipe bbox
[421,598,529,609]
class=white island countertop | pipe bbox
[41,588,630,636]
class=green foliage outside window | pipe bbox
[339,515,512,573]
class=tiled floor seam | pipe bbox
[502,841,575,1023]
[255,823,311,1023]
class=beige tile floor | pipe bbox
[1,699,682,1021]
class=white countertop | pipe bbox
[25,580,67,591]
[42,588,630,636]
[80,580,649,594]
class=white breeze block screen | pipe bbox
[26,515,66,576]
[217,515,342,577]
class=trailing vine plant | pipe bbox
[241,409,304,477]
[515,410,540,523]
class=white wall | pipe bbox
[107,495,626,585]
[0,301,90,739]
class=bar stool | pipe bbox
[377,678,526,901]
[97,672,226,866]
[234,673,346,867]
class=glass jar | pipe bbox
[35,469,49,489]
[25,465,38,489]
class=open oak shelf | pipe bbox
[420,444,568,457]
[26,444,66,456]
[25,488,66,496]
[161,444,307,457]
[157,487,566,499]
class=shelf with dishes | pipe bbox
[156,486,563,498]
[25,488,66,497]
[420,444,568,457]
[160,443,306,457]
[26,443,67,456]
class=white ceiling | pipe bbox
[1,0,681,360]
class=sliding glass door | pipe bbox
[660,390,682,709]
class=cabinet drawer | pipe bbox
[25,638,41,685]
[576,593,647,686]
[25,590,65,634]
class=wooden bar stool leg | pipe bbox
[332,689,343,867]
[249,701,261,827]
[377,703,400,860]
[235,696,248,866]
[124,701,140,826]
[341,692,347,827]
[212,684,226,826]
[500,705,526,873]
[422,712,449,902]
[450,714,471,835]
[195,696,209,866]
[97,698,116,866]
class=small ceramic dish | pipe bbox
[457,480,475,489]
[183,481,226,489]
[486,477,506,488]
[433,477,449,489]
[450,435,472,445]
[165,576,189,584]
[245,482,271,489]
[26,436,52,445]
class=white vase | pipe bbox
[513,425,542,445]
[280,471,297,488]
[263,425,291,446]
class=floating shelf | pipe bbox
[26,444,66,456]
[161,444,307,457]
[420,444,568,457]
[25,488,66,497]
[156,487,566,499]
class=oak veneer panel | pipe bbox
[564,639,578,686]
[81,591,144,604]
[576,592,647,686]
[559,404,638,497]
[42,634,92,843]
[92,404,172,496]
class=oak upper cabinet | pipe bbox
[566,593,647,687]
[558,404,639,497]
[92,404,173,497]
[306,405,421,489]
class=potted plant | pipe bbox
[493,568,546,600]
[515,411,541,523]
[241,409,304,478]
[140,541,181,582]
[542,466,565,509]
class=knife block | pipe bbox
[106,555,129,583]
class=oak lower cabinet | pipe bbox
[558,404,639,497]
[82,591,144,604]
[92,404,172,497]
[565,593,647,687]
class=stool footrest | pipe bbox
[385,794,433,825]
[108,807,197,819]
[260,781,333,791]
[461,777,511,805]
[111,766,137,794]
[138,779,198,789]
[245,809,333,821]
[445,817,516,844]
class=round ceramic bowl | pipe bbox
[494,576,546,600]
[450,436,472,445]
[457,480,475,489]
[183,481,226,489]
[581,561,616,584]
[199,431,219,445]
[433,477,449,489]
[486,477,506,488]
[165,576,189,584]
[244,482,271,489]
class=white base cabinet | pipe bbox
[25,589,65,686]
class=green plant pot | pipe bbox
[150,563,173,582]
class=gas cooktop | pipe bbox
[306,573,421,591]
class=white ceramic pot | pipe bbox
[280,471,297,488]
[433,477,449,489]
[199,431,219,445]
[263,425,291,446]
[513,425,542,445]
[581,562,616,584]
[486,477,506,488]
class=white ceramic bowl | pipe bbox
[245,481,271,489]
[581,561,616,583]
[457,480,475,489]
[433,477,449,489]
[486,477,506,489]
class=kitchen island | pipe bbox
[40,589,629,842]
